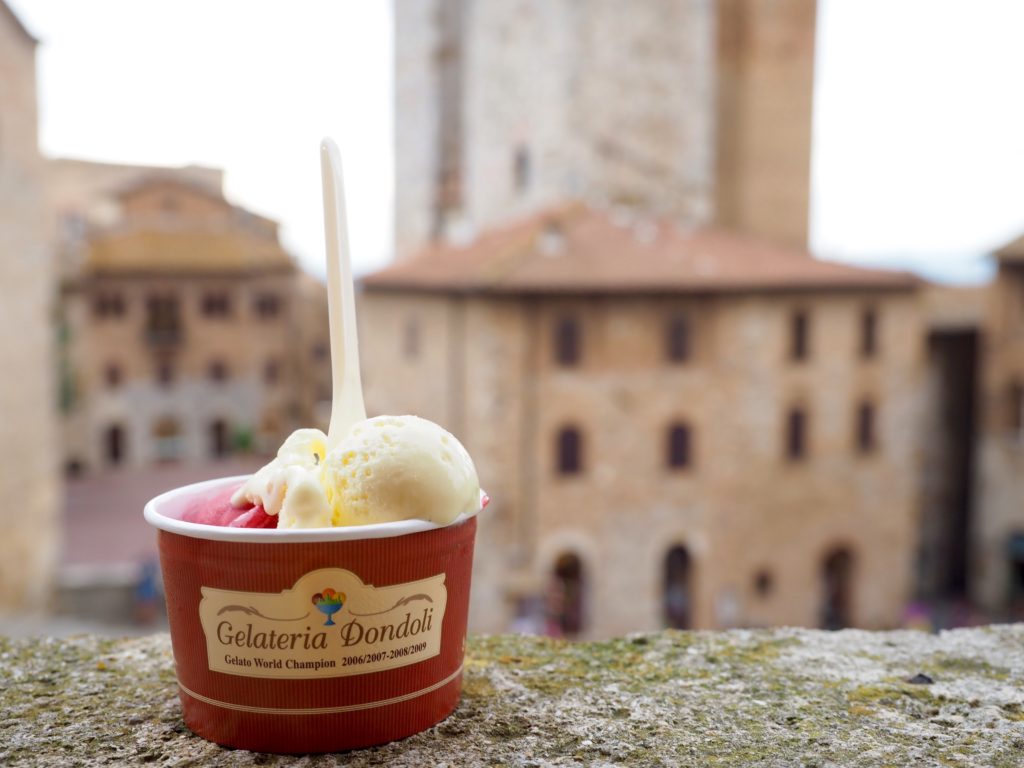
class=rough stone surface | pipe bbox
[4,627,1024,766]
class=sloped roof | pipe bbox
[995,233,1024,264]
[1,1,38,46]
[85,230,294,275]
[364,204,918,295]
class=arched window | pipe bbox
[821,547,855,629]
[210,419,231,458]
[104,424,125,465]
[554,316,580,367]
[153,417,183,463]
[666,422,692,470]
[549,552,585,637]
[663,546,692,629]
[753,569,774,598]
[556,426,583,475]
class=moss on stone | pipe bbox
[2,627,1024,766]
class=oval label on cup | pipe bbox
[198,568,447,679]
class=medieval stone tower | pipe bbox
[394,0,818,258]
[0,1,58,610]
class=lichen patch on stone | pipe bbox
[2,627,1024,766]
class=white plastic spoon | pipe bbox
[321,138,367,449]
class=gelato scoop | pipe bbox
[322,415,480,526]
[226,416,480,529]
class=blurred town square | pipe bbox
[0,0,1022,638]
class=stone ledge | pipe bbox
[3,627,1024,766]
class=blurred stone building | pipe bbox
[0,1,58,610]
[370,0,931,635]
[364,210,922,634]
[54,166,330,473]
[975,238,1024,615]
[394,0,816,257]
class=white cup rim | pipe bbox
[144,475,484,543]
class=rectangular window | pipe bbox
[202,292,232,318]
[790,310,810,362]
[403,318,420,360]
[146,295,181,344]
[254,293,282,319]
[513,146,531,195]
[666,316,690,363]
[93,292,126,319]
[856,400,877,454]
[554,317,580,367]
[104,364,122,389]
[861,308,878,359]
[786,407,807,461]
[557,427,583,474]
[667,424,692,469]
[1009,380,1024,437]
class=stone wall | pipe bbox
[715,0,818,248]
[975,261,1024,611]
[393,0,447,258]
[393,0,816,256]
[0,8,58,611]
[4,627,1024,765]
[394,0,719,255]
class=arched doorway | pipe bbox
[152,417,183,463]
[209,419,230,458]
[822,547,855,629]
[103,424,125,466]
[548,553,585,638]
[664,545,693,629]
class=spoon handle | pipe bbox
[321,138,367,448]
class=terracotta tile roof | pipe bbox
[1,1,38,46]
[363,204,918,295]
[995,234,1024,264]
[85,229,295,275]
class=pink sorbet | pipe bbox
[180,483,278,529]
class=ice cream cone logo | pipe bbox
[311,588,346,626]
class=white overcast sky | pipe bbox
[8,0,1024,283]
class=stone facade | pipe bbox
[393,0,815,256]
[974,242,1024,614]
[360,282,922,636]
[58,172,330,474]
[379,0,927,637]
[915,285,988,603]
[0,3,58,611]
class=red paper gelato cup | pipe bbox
[144,476,481,753]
